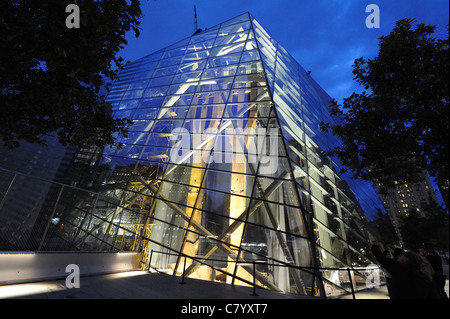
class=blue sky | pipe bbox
[120,0,449,105]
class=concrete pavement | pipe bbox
[1,264,447,300]
[0,270,314,299]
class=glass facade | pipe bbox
[0,137,76,250]
[1,13,383,296]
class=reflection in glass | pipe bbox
[36,12,380,298]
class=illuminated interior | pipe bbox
[30,13,378,297]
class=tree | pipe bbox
[400,199,449,252]
[0,0,143,149]
[368,209,400,249]
[320,19,449,196]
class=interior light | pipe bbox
[110,271,147,279]
[0,283,65,299]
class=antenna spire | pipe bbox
[194,5,198,33]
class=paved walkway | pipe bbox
[0,270,313,299]
[1,264,447,300]
[334,284,390,299]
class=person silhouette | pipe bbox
[421,243,448,299]
[371,240,439,299]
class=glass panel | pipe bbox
[159,181,199,207]
[183,50,210,62]
[115,143,144,158]
[187,39,215,53]
[151,120,184,133]
[214,32,248,46]
[190,29,219,44]
[148,75,174,87]
[198,77,234,92]
[212,132,271,159]
[253,20,277,53]
[244,39,257,51]
[129,119,155,132]
[113,109,135,120]
[133,108,159,120]
[122,89,144,100]
[143,86,169,98]
[183,119,221,133]
[257,157,292,180]
[224,102,271,118]
[162,47,187,59]
[168,82,199,95]
[158,55,183,68]
[240,49,260,63]
[126,79,149,90]
[229,87,270,103]
[187,105,225,119]
[218,21,251,36]
[202,170,255,195]
[137,97,165,109]
[153,65,178,77]
[220,119,258,134]
[172,71,203,84]
[259,46,276,71]
[141,146,171,163]
[145,133,174,148]
[210,42,245,57]
[233,73,267,89]
[113,99,139,111]
[120,131,150,145]
[196,188,251,219]
[177,60,207,73]
[192,91,230,105]
[147,200,187,252]
[236,61,265,75]
[163,94,194,107]
[163,165,205,187]
[156,106,190,119]
[202,65,238,79]
[206,53,241,68]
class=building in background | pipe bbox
[0,13,385,296]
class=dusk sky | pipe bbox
[120,0,449,105]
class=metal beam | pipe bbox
[181,172,291,290]
[136,174,283,291]
[227,117,307,294]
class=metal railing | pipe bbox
[0,166,139,252]
[146,249,385,299]
[0,166,385,299]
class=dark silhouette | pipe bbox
[372,240,439,299]
[381,250,393,297]
[420,243,448,299]
[393,247,404,260]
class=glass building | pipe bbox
[1,13,384,296]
